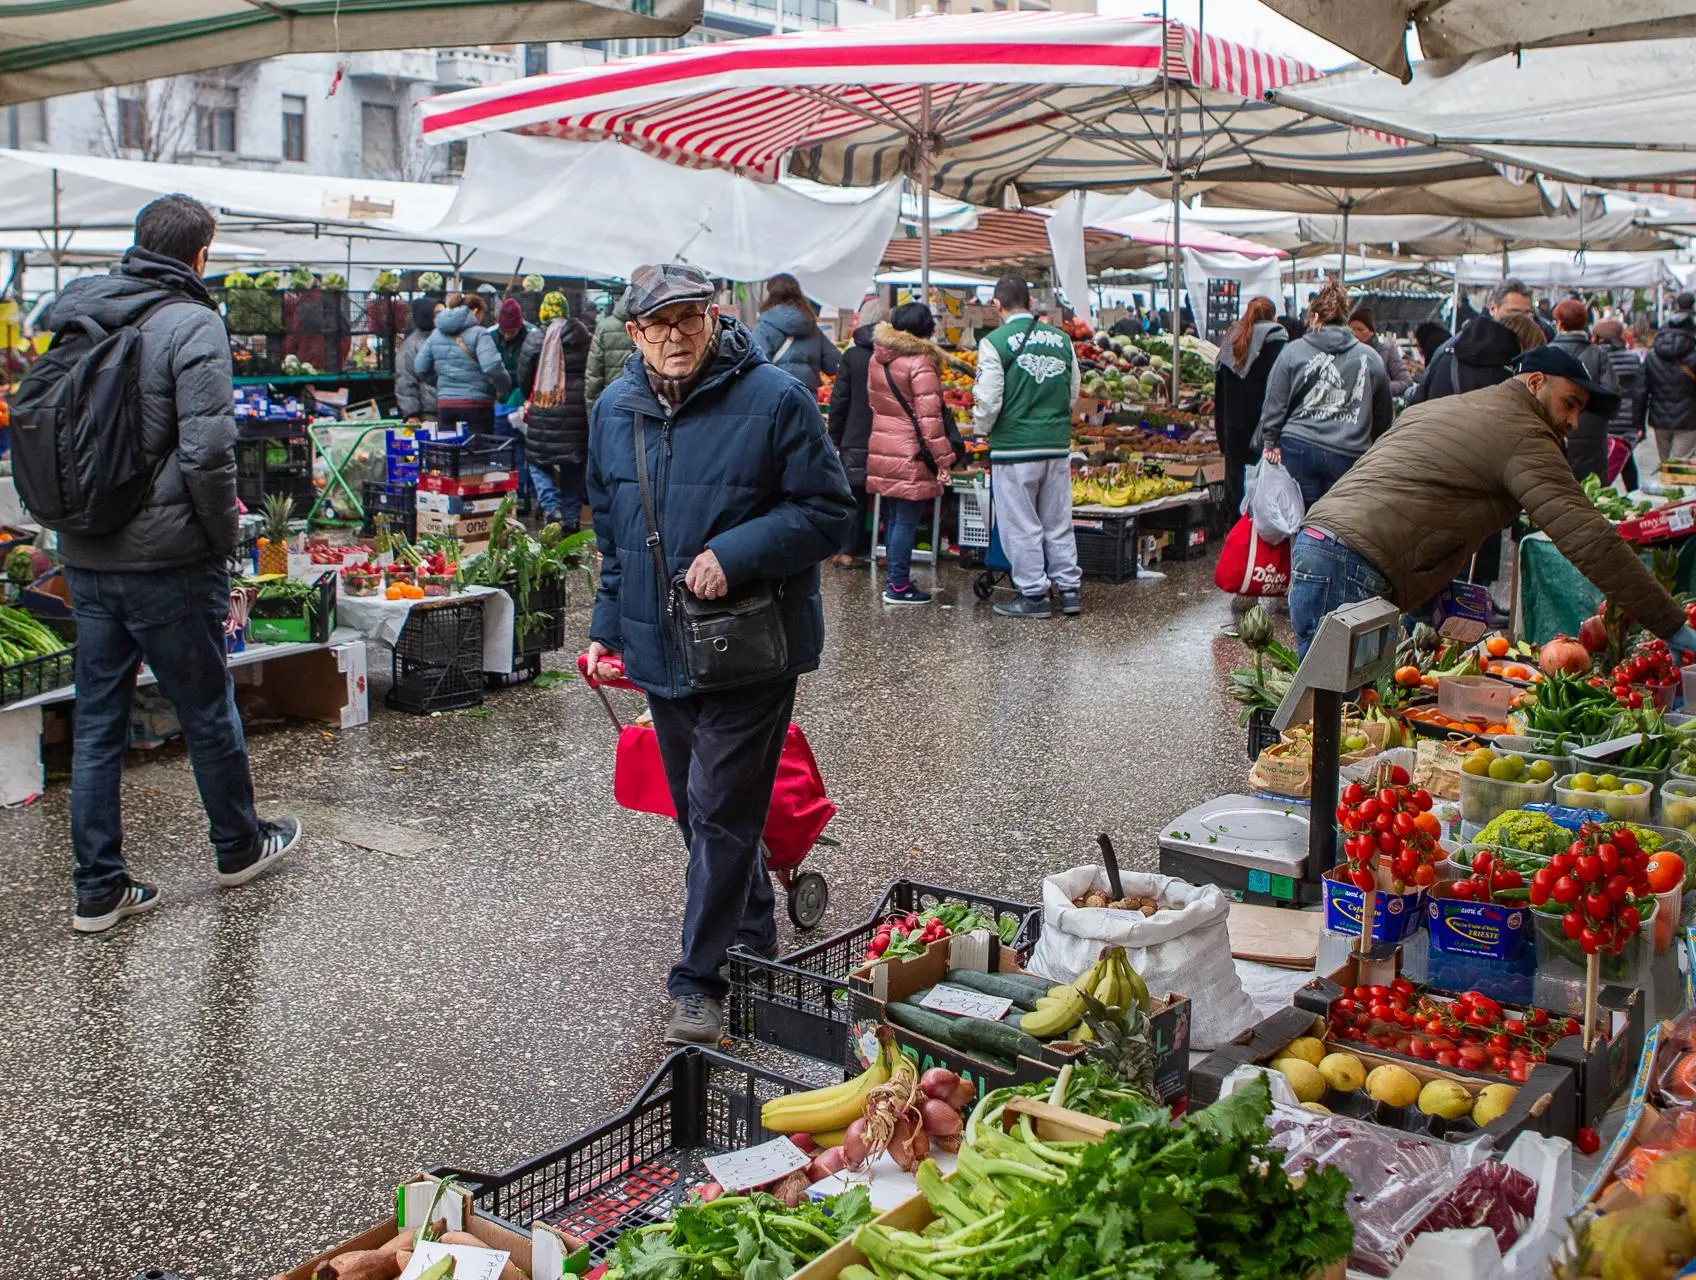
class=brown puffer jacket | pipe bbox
[866,323,955,501]
[1307,378,1685,636]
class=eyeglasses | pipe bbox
[634,308,711,340]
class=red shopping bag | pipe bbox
[1214,513,1291,597]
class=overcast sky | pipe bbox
[1098,0,1355,69]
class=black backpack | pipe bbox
[10,295,187,535]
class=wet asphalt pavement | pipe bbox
[0,555,1254,1279]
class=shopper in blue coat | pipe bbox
[752,273,840,393]
[413,292,511,435]
[585,264,852,1048]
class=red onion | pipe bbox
[693,1181,725,1202]
[807,1147,847,1182]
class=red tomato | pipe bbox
[1352,868,1375,891]
[1415,864,1437,887]
[1606,874,1630,904]
[1575,1127,1601,1155]
[1391,977,1415,997]
[1597,843,1620,874]
[1552,876,1580,905]
[1617,904,1642,936]
[1390,765,1411,785]
[1563,910,1584,940]
[1413,788,1433,811]
[1576,855,1602,883]
[1343,782,1366,805]
[1377,787,1398,810]
[1435,1050,1459,1067]
[1503,1018,1525,1036]
[1584,890,1612,919]
[1393,811,1416,837]
[1509,1062,1529,1083]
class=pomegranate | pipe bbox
[1540,635,1592,677]
[1578,614,1609,654]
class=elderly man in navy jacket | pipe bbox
[586,263,852,1045]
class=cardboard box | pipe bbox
[281,1175,592,1279]
[243,640,369,729]
[416,471,519,497]
[416,488,512,517]
[1189,1004,1570,1144]
[1164,458,1227,487]
[846,939,1191,1111]
[417,510,494,541]
[1426,892,1531,960]
[1294,954,1642,1130]
[1619,497,1696,544]
[790,1097,1345,1280]
[1322,870,1427,943]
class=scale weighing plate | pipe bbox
[1157,794,1319,905]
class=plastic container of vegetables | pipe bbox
[1531,898,1657,1007]
[1660,779,1696,833]
[1489,734,1573,779]
[1684,666,1696,711]
[1459,771,1555,828]
[1554,773,1655,823]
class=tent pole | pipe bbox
[1451,267,1461,331]
[919,85,932,312]
[1339,201,1351,284]
[1162,2,1180,403]
[51,167,62,297]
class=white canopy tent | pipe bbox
[1260,0,1696,82]
[1452,249,1680,291]
[426,134,905,310]
[1268,40,1696,196]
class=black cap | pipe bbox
[1513,345,1619,417]
[1678,290,1695,311]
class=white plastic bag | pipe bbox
[1249,460,1305,544]
[1027,867,1259,1051]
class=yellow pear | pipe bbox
[1364,1064,1421,1109]
[1270,1057,1327,1103]
[1470,1084,1518,1128]
[1317,1052,1366,1093]
[1282,1036,1326,1066]
[1418,1078,1475,1120]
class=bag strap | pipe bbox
[877,357,938,476]
[452,333,479,363]
[633,412,674,619]
[996,316,1039,372]
[772,335,796,365]
[50,294,189,351]
[1238,522,1258,595]
[1448,351,1463,399]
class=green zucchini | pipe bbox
[887,1001,960,1047]
[943,969,1046,1010]
[948,1016,1045,1063]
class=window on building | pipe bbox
[196,91,237,153]
[524,43,549,77]
[118,97,146,150]
[281,94,306,162]
[3,101,46,149]
[446,139,467,177]
[361,102,400,174]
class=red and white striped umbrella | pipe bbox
[419,13,1535,215]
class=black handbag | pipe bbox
[634,412,788,692]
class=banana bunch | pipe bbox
[1020,948,1150,1040]
[760,1031,893,1135]
[1361,701,1404,750]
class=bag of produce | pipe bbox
[1414,736,1470,802]
[1029,866,1257,1050]
[1248,740,1314,799]
[1248,459,1305,544]
[1214,513,1291,597]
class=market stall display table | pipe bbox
[0,627,368,807]
[335,583,515,674]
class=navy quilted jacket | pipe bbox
[586,316,853,699]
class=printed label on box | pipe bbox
[399,1243,509,1280]
[1427,896,1529,960]
[921,984,1013,1021]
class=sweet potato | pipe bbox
[323,1252,376,1280]
[374,1227,416,1257]
[498,1264,527,1280]
[331,1252,402,1280]
[439,1231,484,1247]
[393,1253,410,1273]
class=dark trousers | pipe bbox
[648,677,795,999]
[841,485,873,557]
[437,401,495,436]
[528,459,585,530]
[66,563,260,904]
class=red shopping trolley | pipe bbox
[577,653,836,928]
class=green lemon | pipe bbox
[1463,748,1496,777]
[1488,754,1525,782]
[1571,772,1598,792]
[1527,760,1555,783]
[1597,773,1622,792]
[1622,782,1646,796]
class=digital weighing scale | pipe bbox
[1159,598,1403,906]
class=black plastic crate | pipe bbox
[0,617,75,707]
[1140,499,1211,560]
[1071,514,1138,584]
[419,434,517,479]
[387,597,485,714]
[361,480,418,541]
[445,1048,818,1259]
[512,575,567,659]
[1246,706,1281,761]
[236,433,314,508]
[725,879,1038,1067]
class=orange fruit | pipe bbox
[1485,635,1510,658]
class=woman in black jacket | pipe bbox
[518,307,593,530]
[825,298,886,565]
[1213,295,1286,518]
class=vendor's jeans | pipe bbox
[994,458,1082,596]
[65,562,261,904]
[648,677,795,1000]
[528,459,585,529]
[883,496,926,590]
[1289,530,1393,658]
[1279,435,1361,511]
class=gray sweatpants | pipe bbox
[994,457,1082,595]
[1655,428,1696,463]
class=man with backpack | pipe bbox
[972,275,1082,618]
[13,193,300,934]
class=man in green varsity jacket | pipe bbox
[973,275,1083,618]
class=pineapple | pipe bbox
[257,493,294,576]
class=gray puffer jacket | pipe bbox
[50,247,239,572]
[414,305,511,404]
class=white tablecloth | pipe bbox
[335,584,516,674]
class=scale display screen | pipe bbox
[1272,597,1403,729]
[1351,627,1386,671]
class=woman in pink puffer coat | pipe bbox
[866,303,956,605]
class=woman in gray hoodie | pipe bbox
[1259,280,1394,510]
[1214,295,1287,518]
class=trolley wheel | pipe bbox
[973,572,995,600]
[786,871,829,930]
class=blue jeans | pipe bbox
[528,459,585,529]
[1280,435,1360,511]
[1289,530,1394,658]
[884,496,926,590]
[647,678,795,999]
[65,563,260,903]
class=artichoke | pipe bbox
[1239,603,1274,652]
[417,271,445,291]
[223,270,254,290]
[254,270,281,290]
[321,272,347,291]
[539,522,562,549]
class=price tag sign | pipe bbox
[1671,505,1696,534]
[703,1136,812,1192]
[399,1243,511,1280]
[920,983,1014,1021]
